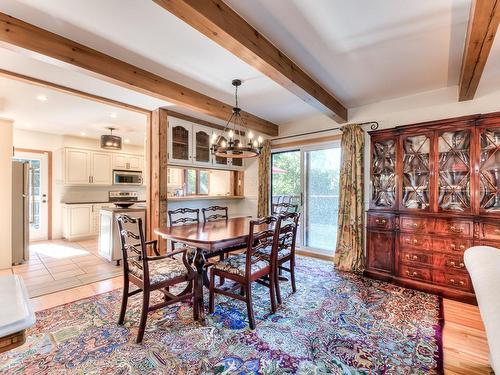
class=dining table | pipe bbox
[154,216,273,321]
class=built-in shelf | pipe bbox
[168,195,245,202]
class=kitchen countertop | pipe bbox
[100,206,147,213]
[61,200,146,205]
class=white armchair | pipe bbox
[464,246,500,373]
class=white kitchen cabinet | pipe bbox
[192,125,213,167]
[63,148,143,186]
[168,118,192,165]
[91,152,112,185]
[112,154,143,171]
[62,204,93,240]
[63,203,115,241]
[64,149,91,185]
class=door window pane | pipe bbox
[305,148,341,251]
[402,135,430,209]
[185,169,196,195]
[199,171,209,195]
[480,128,500,212]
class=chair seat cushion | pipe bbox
[129,257,188,285]
[256,246,291,260]
[213,253,269,277]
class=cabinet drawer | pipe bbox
[435,219,473,237]
[433,253,467,272]
[399,265,432,282]
[433,271,471,291]
[367,213,395,230]
[480,222,500,241]
[400,234,432,250]
[400,217,433,233]
[400,251,433,267]
[432,238,472,254]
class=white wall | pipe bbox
[13,129,145,239]
[0,118,13,269]
[278,85,500,208]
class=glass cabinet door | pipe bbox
[479,127,500,212]
[437,130,471,212]
[402,134,431,210]
[171,125,190,162]
[371,139,396,208]
[194,126,211,164]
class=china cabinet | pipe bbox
[366,112,500,304]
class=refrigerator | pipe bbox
[12,161,30,265]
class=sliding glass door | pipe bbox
[271,142,341,255]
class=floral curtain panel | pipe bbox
[257,140,271,217]
[333,124,365,272]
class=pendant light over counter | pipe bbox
[210,79,263,159]
[100,127,122,150]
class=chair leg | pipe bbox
[275,264,283,305]
[136,290,150,343]
[209,271,216,314]
[245,283,256,330]
[218,254,225,286]
[290,258,297,293]
[269,271,277,314]
[118,278,129,325]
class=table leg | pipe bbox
[193,248,206,323]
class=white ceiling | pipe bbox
[0,0,317,125]
[225,0,474,107]
[0,0,499,135]
[0,75,148,145]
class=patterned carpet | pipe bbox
[0,257,443,374]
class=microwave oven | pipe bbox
[113,170,143,185]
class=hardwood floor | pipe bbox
[28,275,492,373]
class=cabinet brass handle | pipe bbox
[449,225,463,233]
[450,244,456,249]
[448,261,465,269]
[412,255,418,260]
[494,229,500,234]
[406,271,418,277]
[459,245,465,250]
[449,279,465,286]
[412,223,419,228]
[412,239,418,245]
[375,218,387,224]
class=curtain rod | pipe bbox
[271,121,379,142]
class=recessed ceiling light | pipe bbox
[110,113,117,118]
[36,95,48,102]
[124,139,130,143]
[80,132,86,136]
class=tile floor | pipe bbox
[6,238,122,297]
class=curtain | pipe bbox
[257,140,271,217]
[333,124,365,272]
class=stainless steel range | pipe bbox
[108,191,139,202]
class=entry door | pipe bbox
[14,151,49,241]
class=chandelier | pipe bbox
[210,79,263,159]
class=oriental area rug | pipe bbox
[0,257,443,374]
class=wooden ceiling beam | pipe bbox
[459,0,500,101]
[153,0,348,123]
[0,12,278,136]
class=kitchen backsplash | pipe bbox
[61,185,146,203]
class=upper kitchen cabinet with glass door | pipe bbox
[401,132,433,211]
[478,120,500,214]
[168,118,192,165]
[192,125,213,167]
[370,136,397,209]
[437,128,472,213]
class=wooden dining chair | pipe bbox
[265,212,300,304]
[201,205,228,222]
[271,202,298,215]
[116,214,197,343]
[167,207,200,254]
[209,215,281,329]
